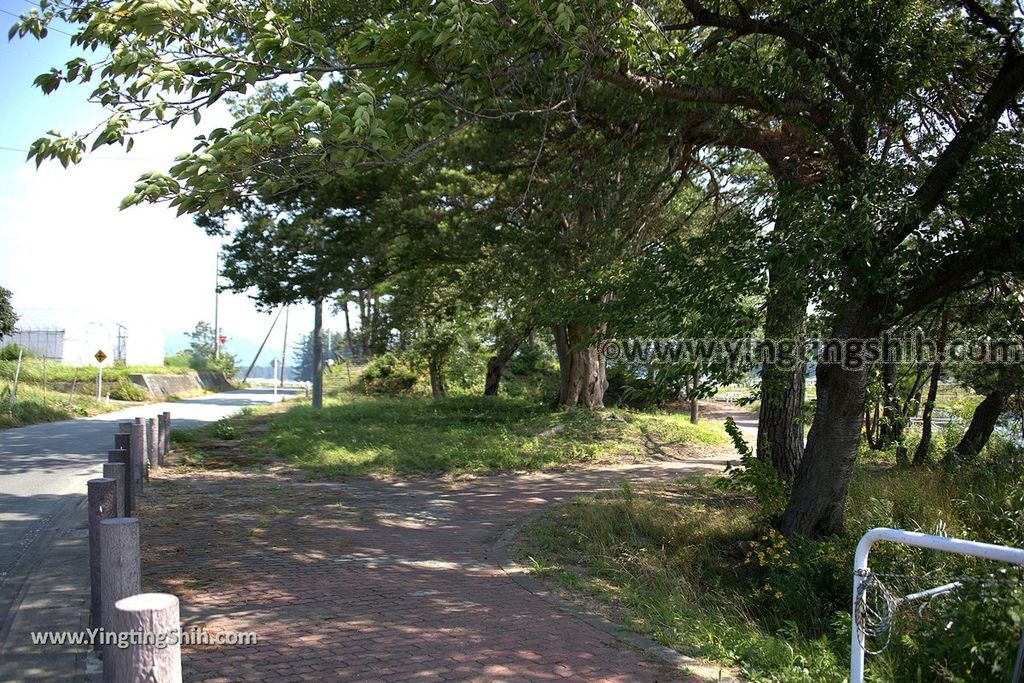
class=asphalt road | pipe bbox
[0,387,297,682]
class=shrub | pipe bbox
[164,351,191,368]
[109,377,147,401]
[605,362,686,409]
[0,343,30,361]
[211,419,239,440]
[361,352,419,396]
[718,417,789,523]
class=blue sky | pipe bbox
[0,0,347,364]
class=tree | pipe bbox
[184,321,238,375]
[201,148,396,408]
[16,0,1024,537]
[292,331,345,382]
[0,287,16,341]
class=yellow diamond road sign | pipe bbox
[95,350,107,364]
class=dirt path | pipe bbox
[135,452,737,682]
[699,401,758,447]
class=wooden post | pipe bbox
[87,478,117,640]
[109,593,183,683]
[130,418,145,499]
[156,414,166,465]
[146,418,158,477]
[107,450,132,516]
[100,518,141,680]
[163,412,172,457]
[114,432,131,453]
[102,462,127,518]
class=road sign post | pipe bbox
[95,350,107,401]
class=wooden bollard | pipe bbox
[130,418,145,498]
[100,518,141,679]
[162,412,171,463]
[114,432,131,452]
[107,450,132,516]
[155,414,165,465]
[102,462,127,518]
[109,593,182,683]
[87,478,117,639]
[118,421,133,434]
[146,418,159,476]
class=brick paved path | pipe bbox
[141,457,731,682]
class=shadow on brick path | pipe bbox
[138,458,734,682]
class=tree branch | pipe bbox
[888,48,1024,247]
[664,0,866,116]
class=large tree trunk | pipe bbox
[311,298,324,410]
[913,310,948,466]
[780,304,880,538]
[756,278,807,481]
[780,360,871,537]
[484,328,531,397]
[553,323,607,409]
[428,355,448,399]
[947,388,1008,464]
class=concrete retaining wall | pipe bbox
[128,371,233,398]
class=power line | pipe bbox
[1,6,75,37]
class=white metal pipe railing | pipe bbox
[851,527,1024,683]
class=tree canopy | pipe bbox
[12,0,1024,537]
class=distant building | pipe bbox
[8,308,165,366]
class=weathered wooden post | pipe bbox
[102,462,127,517]
[100,518,141,680]
[156,414,166,466]
[162,412,171,463]
[146,417,159,477]
[109,593,183,683]
[107,450,132,516]
[87,478,117,641]
[130,418,145,498]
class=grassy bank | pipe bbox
[171,391,731,477]
[511,448,1024,682]
[0,355,192,428]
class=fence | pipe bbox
[6,328,65,361]
[850,527,1024,683]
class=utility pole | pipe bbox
[213,253,221,360]
[242,309,283,383]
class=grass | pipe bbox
[511,444,1024,683]
[170,385,731,477]
[511,479,848,682]
[168,403,294,470]
[260,393,731,477]
[0,382,132,428]
[0,356,188,384]
[0,356,198,429]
